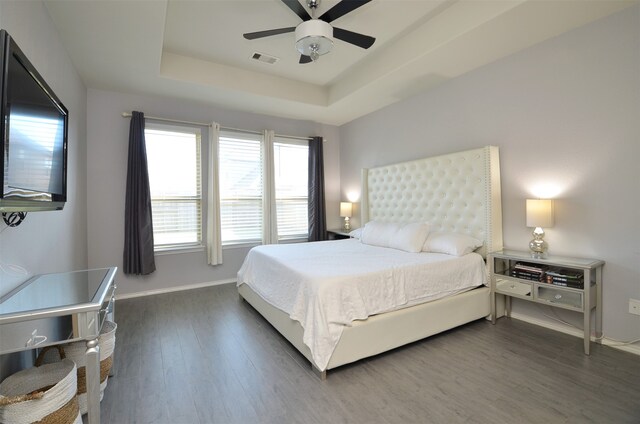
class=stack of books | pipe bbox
[511,262,548,281]
[546,269,584,289]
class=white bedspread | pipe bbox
[237,239,486,371]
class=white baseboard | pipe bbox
[510,312,640,356]
[115,278,236,300]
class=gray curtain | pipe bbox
[308,136,327,241]
[123,111,156,275]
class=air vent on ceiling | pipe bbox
[251,52,279,65]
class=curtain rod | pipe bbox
[121,112,210,128]
[121,112,313,142]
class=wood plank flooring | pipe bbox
[100,284,640,424]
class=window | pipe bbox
[217,131,309,246]
[219,131,263,245]
[145,123,202,250]
[274,138,308,241]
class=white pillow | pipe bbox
[422,232,483,256]
[389,222,431,253]
[361,221,430,253]
[349,228,363,239]
[360,221,400,248]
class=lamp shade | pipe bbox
[340,202,353,218]
[526,199,554,228]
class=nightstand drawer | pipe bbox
[496,278,532,297]
[536,285,583,310]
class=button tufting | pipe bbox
[361,148,496,253]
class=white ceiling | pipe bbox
[44,0,635,126]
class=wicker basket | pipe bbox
[0,346,81,424]
[39,320,117,415]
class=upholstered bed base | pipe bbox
[237,146,503,377]
[238,283,491,378]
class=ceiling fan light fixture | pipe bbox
[309,44,320,62]
[295,19,333,59]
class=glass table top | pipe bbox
[0,268,114,319]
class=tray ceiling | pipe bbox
[44,0,635,125]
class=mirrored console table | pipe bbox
[0,267,117,424]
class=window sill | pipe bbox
[154,245,205,256]
[221,237,308,250]
[222,242,261,250]
[278,237,308,244]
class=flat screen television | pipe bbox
[0,29,68,212]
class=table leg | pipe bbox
[490,259,497,324]
[595,267,603,343]
[86,337,101,424]
[491,292,496,324]
[584,311,591,355]
[108,297,116,378]
[584,269,591,355]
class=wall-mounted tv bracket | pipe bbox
[2,212,27,227]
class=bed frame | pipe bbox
[238,146,503,378]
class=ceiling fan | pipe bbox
[243,0,375,64]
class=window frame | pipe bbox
[218,130,264,247]
[216,130,312,248]
[273,137,309,242]
[145,122,204,253]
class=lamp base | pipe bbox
[343,217,351,232]
[529,227,548,258]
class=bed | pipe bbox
[237,146,503,378]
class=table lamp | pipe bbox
[340,202,352,231]
[526,199,554,257]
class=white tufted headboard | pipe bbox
[361,146,503,258]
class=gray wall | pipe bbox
[86,89,341,297]
[1,0,637,384]
[0,0,88,377]
[339,6,640,344]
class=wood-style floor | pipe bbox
[100,283,640,424]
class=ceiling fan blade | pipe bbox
[281,0,311,21]
[333,27,375,49]
[243,27,296,40]
[319,0,372,23]
[299,55,313,64]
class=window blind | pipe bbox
[219,131,263,244]
[145,125,202,249]
[218,132,310,245]
[274,139,308,240]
